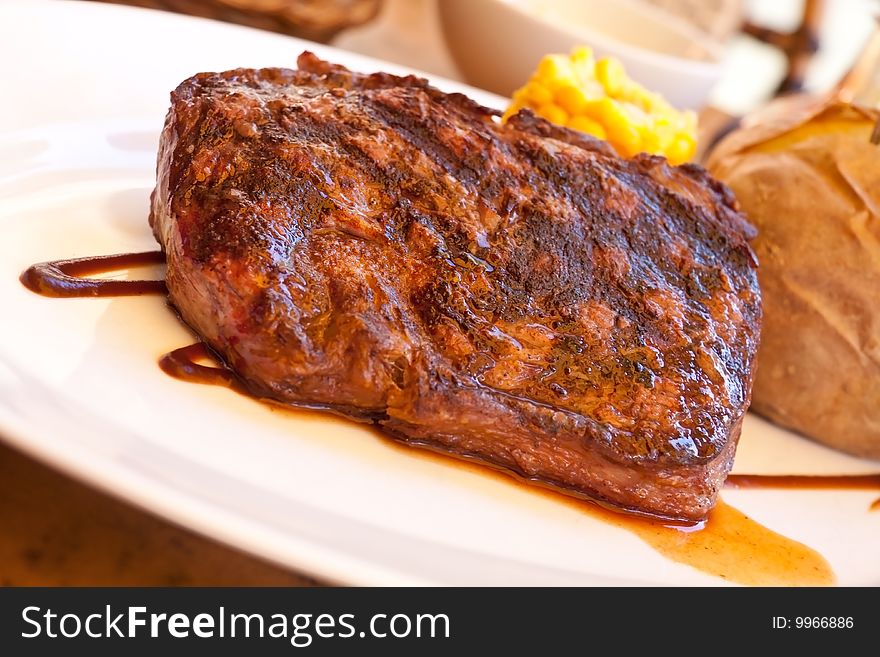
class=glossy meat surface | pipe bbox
[151,53,761,521]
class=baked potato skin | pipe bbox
[708,99,880,458]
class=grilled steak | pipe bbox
[150,52,761,522]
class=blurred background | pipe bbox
[85,0,880,116]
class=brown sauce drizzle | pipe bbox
[20,251,166,297]
[378,439,835,586]
[727,472,880,491]
[158,343,239,389]
[159,340,852,586]
[727,473,880,511]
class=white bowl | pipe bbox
[438,0,725,110]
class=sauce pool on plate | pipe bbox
[158,340,841,586]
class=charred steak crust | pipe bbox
[151,52,761,522]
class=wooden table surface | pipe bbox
[0,440,323,586]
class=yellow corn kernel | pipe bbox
[595,57,625,96]
[536,54,576,90]
[507,91,526,111]
[644,93,665,112]
[611,122,642,157]
[523,81,552,107]
[570,45,594,66]
[502,90,528,120]
[666,134,696,165]
[568,115,607,140]
[653,113,673,129]
[505,45,698,163]
[570,46,595,80]
[502,103,521,122]
[555,84,589,116]
[537,102,568,126]
[590,97,641,156]
[649,125,675,153]
[582,97,616,124]
[621,102,649,127]
[639,130,660,155]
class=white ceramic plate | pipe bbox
[2,0,878,586]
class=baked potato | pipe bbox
[707,97,880,458]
